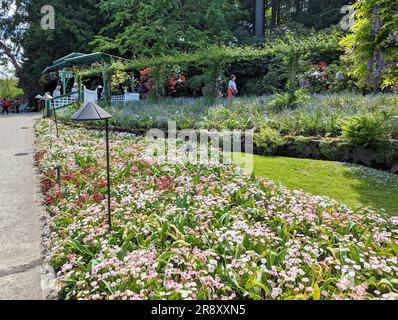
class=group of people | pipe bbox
[52,83,80,100]
[1,98,27,115]
[136,74,238,100]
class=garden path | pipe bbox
[0,113,52,300]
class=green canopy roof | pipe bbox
[43,52,130,74]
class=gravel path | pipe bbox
[0,113,54,300]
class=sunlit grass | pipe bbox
[232,154,398,215]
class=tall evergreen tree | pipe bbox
[19,0,105,100]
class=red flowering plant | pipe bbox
[167,65,187,97]
[299,61,349,93]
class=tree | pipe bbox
[0,0,28,77]
[92,0,249,58]
[0,77,24,99]
[341,0,398,91]
[19,0,105,101]
[255,0,265,40]
[295,0,355,30]
[271,0,279,27]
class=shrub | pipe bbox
[320,140,352,162]
[254,127,285,155]
[342,113,391,148]
[290,135,314,158]
[268,90,308,112]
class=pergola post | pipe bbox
[102,70,112,104]
[255,0,265,41]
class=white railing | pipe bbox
[51,94,77,110]
[84,86,98,105]
[111,95,125,104]
[111,92,140,105]
[125,92,140,102]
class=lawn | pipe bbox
[233,154,398,215]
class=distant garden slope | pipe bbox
[57,93,398,173]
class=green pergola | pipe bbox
[42,52,131,98]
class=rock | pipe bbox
[352,148,376,166]
[391,162,398,174]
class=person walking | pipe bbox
[228,74,238,98]
[97,85,103,101]
[13,98,20,113]
[1,98,10,115]
[18,99,27,113]
[138,78,150,100]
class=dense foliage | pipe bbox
[18,0,105,102]
[0,78,24,99]
[0,0,27,76]
[3,0,396,100]
[341,0,398,92]
[36,120,398,300]
[58,93,398,140]
[92,0,249,57]
[80,30,344,98]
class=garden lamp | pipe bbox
[35,95,43,114]
[71,102,113,229]
[42,93,59,139]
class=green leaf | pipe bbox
[313,283,321,300]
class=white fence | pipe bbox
[51,95,77,110]
[84,86,98,105]
[111,92,140,104]
[49,87,140,111]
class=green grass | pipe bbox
[233,154,398,215]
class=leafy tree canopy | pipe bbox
[92,0,249,58]
[0,0,27,76]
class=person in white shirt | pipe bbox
[71,83,79,101]
[52,86,62,108]
[53,85,61,98]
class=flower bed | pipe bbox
[36,120,398,300]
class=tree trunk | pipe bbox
[271,0,279,28]
[277,0,281,25]
[255,0,265,40]
[295,0,302,13]
[288,51,299,94]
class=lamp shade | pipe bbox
[71,102,112,122]
[42,93,53,100]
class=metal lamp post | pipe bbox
[42,93,59,139]
[71,102,113,229]
[35,94,43,115]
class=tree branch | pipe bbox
[0,40,22,76]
